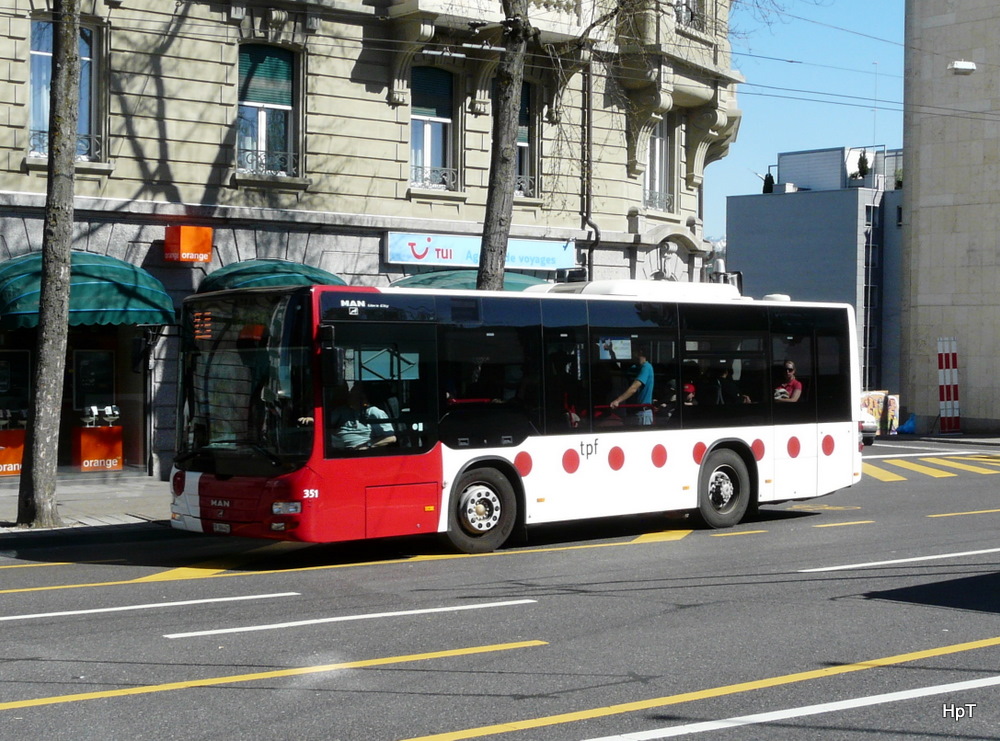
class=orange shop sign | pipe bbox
[164,225,213,262]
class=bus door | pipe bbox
[319,320,441,541]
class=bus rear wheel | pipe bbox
[445,467,516,554]
[696,449,750,528]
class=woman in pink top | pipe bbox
[775,361,802,402]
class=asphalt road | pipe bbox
[1,438,999,740]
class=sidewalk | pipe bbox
[2,433,999,533]
[0,467,169,531]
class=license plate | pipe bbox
[212,523,231,534]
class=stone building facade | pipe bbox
[0,0,741,476]
[903,2,1000,432]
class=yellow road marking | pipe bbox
[631,529,693,544]
[861,463,906,482]
[132,542,311,582]
[787,504,862,511]
[0,561,72,570]
[709,530,767,537]
[958,455,1000,466]
[0,640,545,712]
[883,459,956,478]
[813,521,874,528]
[928,508,1000,518]
[0,534,696,594]
[404,635,1000,741]
[920,457,1000,474]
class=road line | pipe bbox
[164,599,537,639]
[861,462,906,482]
[881,459,956,478]
[865,449,980,458]
[0,561,72,570]
[580,674,1000,739]
[927,508,1000,518]
[0,592,299,622]
[132,542,311,582]
[918,457,1000,474]
[953,455,1000,467]
[812,521,873,528]
[631,530,693,543]
[0,640,546,712]
[799,547,1000,572]
[709,530,767,537]
[403,636,1000,741]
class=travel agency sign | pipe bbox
[386,232,577,271]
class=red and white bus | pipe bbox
[170,279,863,552]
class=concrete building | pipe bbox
[903,2,1000,433]
[0,0,742,477]
[726,146,903,392]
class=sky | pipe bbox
[702,0,905,239]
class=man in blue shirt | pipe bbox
[610,346,654,425]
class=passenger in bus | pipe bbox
[704,365,751,405]
[609,346,654,425]
[774,361,803,402]
[328,384,397,449]
[683,382,697,406]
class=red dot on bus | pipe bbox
[787,437,801,458]
[651,444,667,468]
[514,452,532,476]
[562,448,580,474]
[751,439,765,461]
[822,435,835,456]
[693,442,707,464]
[608,446,625,471]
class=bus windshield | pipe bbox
[176,290,314,474]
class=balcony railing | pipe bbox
[29,130,102,161]
[237,149,299,177]
[410,165,459,191]
[515,174,537,198]
[644,189,674,212]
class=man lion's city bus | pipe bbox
[170,280,863,553]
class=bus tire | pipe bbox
[696,449,750,529]
[445,467,516,554]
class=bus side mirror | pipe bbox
[319,325,346,387]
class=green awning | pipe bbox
[198,259,346,293]
[0,251,175,329]
[390,269,549,292]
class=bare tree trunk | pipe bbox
[17,0,80,528]
[477,0,531,291]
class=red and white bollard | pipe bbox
[937,337,961,433]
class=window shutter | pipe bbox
[239,45,293,106]
[412,67,453,118]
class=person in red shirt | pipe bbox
[775,361,803,402]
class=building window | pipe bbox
[30,20,100,160]
[237,45,297,176]
[515,83,536,197]
[644,118,672,212]
[410,67,457,190]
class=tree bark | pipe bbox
[17,0,80,528]
[477,0,531,291]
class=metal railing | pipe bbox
[515,174,537,198]
[644,189,674,212]
[29,130,102,160]
[409,165,459,191]
[236,148,299,177]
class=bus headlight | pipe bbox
[271,501,302,515]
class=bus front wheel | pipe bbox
[696,449,750,528]
[446,468,516,554]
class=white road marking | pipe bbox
[164,598,537,639]
[581,674,1000,739]
[0,592,299,622]
[799,547,1000,573]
